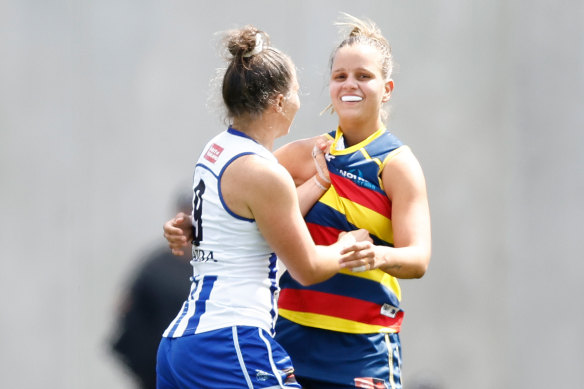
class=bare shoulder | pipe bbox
[222,154,294,219]
[227,153,291,190]
[382,146,427,199]
[230,154,294,195]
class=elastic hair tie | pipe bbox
[243,33,264,57]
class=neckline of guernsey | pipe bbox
[332,126,387,153]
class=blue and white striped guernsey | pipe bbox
[163,127,280,338]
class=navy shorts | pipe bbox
[275,317,402,389]
[156,326,300,388]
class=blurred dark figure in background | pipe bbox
[110,193,192,389]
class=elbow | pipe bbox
[410,254,431,279]
[296,278,315,287]
[290,272,322,287]
[284,266,311,286]
[287,267,330,287]
[396,252,430,279]
[410,263,428,279]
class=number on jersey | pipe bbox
[192,179,206,246]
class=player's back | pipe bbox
[163,128,280,339]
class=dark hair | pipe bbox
[222,26,294,119]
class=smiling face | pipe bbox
[329,44,393,132]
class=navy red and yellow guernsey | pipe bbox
[278,126,408,334]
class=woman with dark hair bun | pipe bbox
[156,25,374,389]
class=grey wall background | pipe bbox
[1,1,583,388]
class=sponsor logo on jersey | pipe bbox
[380,303,399,318]
[191,248,217,263]
[336,168,378,191]
[204,143,224,163]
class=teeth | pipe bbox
[341,95,362,102]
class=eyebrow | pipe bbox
[332,67,374,74]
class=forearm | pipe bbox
[279,241,341,286]
[376,245,431,279]
[296,175,329,217]
[305,244,347,283]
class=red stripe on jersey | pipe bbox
[278,288,403,329]
[306,223,341,245]
[331,173,392,218]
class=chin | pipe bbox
[337,110,362,122]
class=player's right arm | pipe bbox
[163,136,331,250]
[222,154,373,286]
[275,135,331,216]
[274,135,326,185]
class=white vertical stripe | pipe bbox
[258,328,285,388]
[162,301,185,337]
[385,333,395,389]
[173,299,196,337]
[233,326,254,389]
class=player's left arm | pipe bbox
[376,147,432,278]
[275,137,320,186]
[365,147,431,278]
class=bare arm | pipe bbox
[295,176,329,216]
[275,135,331,216]
[162,136,330,252]
[338,147,432,278]
[274,137,320,185]
[223,155,373,286]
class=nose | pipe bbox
[342,74,358,89]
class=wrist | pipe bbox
[313,175,330,191]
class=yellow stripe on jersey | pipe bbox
[338,268,401,301]
[331,126,387,156]
[319,186,394,243]
[278,309,399,334]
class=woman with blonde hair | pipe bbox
[273,14,431,388]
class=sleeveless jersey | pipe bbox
[163,127,280,338]
[278,126,407,334]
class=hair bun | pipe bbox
[225,26,269,59]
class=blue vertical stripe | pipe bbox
[165,301,189,337]
[185,275,218,333]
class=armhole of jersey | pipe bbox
[218,152,256,222]
[378,145,410,191]
[381,145,410,170]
